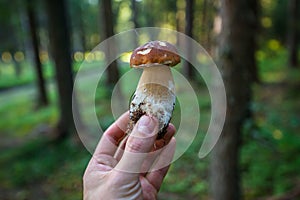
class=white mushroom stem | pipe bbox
[137,65,175,94]
[128,64,176,138]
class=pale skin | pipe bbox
[83,112,176,200]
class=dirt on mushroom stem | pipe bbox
[127,65,176,139]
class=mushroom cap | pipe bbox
[130,40,181,68]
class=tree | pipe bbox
[131,0,139,29]
[26,0,48,106]
[176,0,185,34]
[287,0,299,68]
[183,0,196,80]
[0,0,24,77]
[193,0,217,52]
[69,0,87,53]
[248,0,259,83]
[99,0,120,88]
[130,0,139,48]
[45,0,75,137]
[210,0,257,199]
[201,0,208,48]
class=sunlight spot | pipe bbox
[119,51,132,63]
[161,23,175,30]
[116,1,134,32]
[74,51,84,62]
[261,0,272,8]
[272,129,283,140]
[158,29,177,44]
[14,51,25,62]
[176,10,185,22]
[197,53,208,63]
[268,39,280,51]
[90,34,100,46]
[119,3,131,20]
[176,0,186,9]
[39,51,49,64]
[256,50,265,61]
[85,51,94,62]
[261,17,272,28]
[94,51,105,61]
[2,52,12,63]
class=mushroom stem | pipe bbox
[137,65,175,94]
[128,64,176,138]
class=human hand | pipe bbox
[83,112,176,200]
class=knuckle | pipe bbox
[127,138,146,153]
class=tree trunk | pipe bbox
[184,0,195,80]
[45,0,75,137]
[12,55,22,77]
[99,0,120,88]
[144,0,154,27]
[287,0,299,68]
[210,0,255,199]
[131,0,139,48]
[27,0,48,107]
[131,0,139,29]
[77,2,87,52]
[249,0,260,83]
[201,0,208,48]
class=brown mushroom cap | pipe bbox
[130,40,181,68]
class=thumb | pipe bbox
[114,115,158,173]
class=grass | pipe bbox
[0,61,53,90]
[0,83,58,138]
[0,60,96,90]
[0,49,300,199]
[241,83,300,198]
[0,138,89,200]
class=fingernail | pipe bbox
[138,115,155,134]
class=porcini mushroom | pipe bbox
[127,41,181,139]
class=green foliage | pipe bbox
[256,45,288,83]
[0,138,89,200]
[0,86,57,137]
[271,0,288,41]
[0,60,100,90]
[0,0,299,198]
[0,49,299,199]
[241,54,300,198]
[0,61,53,89]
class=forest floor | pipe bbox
[2,79,299,200]
[0,51,300,199]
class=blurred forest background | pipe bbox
[0,0,299,199]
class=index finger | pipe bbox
[146,137,176,191]
[93,112,129,157]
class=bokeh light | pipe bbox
[39,51,49,64]
[74,51,84,62]
[2,52,12,63]
[14,51,25,62]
